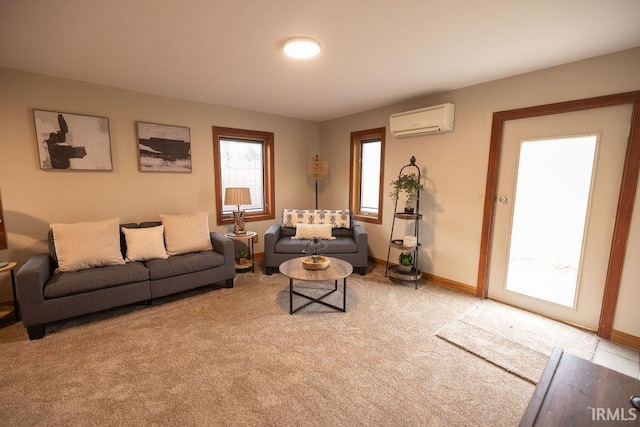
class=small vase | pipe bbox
[404,207,414,214]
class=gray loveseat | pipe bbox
[16,220,235,340]
[264,209,368,275]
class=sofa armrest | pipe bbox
[264,224,281,248]
[352,224,368,248]
[263,224,282,273]
[16,253,52,326]
[210,232,236,278]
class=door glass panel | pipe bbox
[505,135,597,307]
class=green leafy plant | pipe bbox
[389,172,424,210]
[236,249,248,259]
[398,252,414,266]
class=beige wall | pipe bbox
[319,47,640,336]
[0,67,319,295]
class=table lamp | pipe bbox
[224,187,252,235]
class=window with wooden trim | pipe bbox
[349,127,385,224]
[213,126,275,226]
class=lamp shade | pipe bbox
[224,187,252,206]
[307,155,329,180]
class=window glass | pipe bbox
[360,139,381,214]
[350,128,385,224]
[219,138,264,214]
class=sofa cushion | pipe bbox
[50,218,126,273]
[160,212,213,256]
[292,223,335,240]
[119,223,140,258]
[139,221,162,228]
[282,209,351,229]
[44,262,149,299]
[274,236,357,254]
[122,225,168,262]
[330,228,354,238]
[145,251,225,280]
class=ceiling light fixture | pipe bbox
[283,37,321,59]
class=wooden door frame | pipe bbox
[476,91,640,339]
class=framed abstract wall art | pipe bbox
[136,122,191,173]
[33,110,112,171]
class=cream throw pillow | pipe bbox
[292,223,335,240]
[160,212,213,256]
[50,218,125,272]
[122,225,168,262]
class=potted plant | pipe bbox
[398,252,414,273]
[389,172,424,213]
[236,249,249,265]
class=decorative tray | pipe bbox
[302,256,330,270]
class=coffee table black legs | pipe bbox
[289,278,347,314]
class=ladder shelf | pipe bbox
[385,156,423,289]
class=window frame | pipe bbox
[212,126,275,226]
[349,127,385,224]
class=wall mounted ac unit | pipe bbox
[389,103,455,137]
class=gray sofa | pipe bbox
[264,209,368,275]
[16,221,235,340]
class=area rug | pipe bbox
[435,299,598,384]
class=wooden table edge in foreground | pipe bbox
[520,346,640,426]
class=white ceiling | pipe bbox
[1,0,640,122]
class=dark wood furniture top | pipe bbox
[520,347,640,426]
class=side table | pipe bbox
[225,231,256,273]
[0,261,20,321]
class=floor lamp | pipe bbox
[307,154,328,209]
[224,187,252,235]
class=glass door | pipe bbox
[505,135,597,308]
[488,105,632,330]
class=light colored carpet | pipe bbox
[0,264,535,426]
[435,299,599,384]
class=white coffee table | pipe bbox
[279,257,352,314]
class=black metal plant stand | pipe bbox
[385,156,423,289]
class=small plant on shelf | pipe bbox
[236,249,249,265]
[389,172,424,213]
[398,252,414,273]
